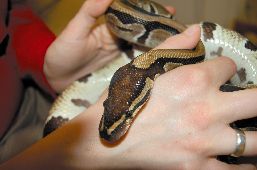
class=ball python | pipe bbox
[44,0,257,146]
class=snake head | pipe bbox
[99,62,153,142]
[98,63,137,142]
[99,103,132,142]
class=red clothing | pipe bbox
[0,0,55,137]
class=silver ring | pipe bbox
[230,128,246,157]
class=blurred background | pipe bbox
[23,0,257,45]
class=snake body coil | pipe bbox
[44,0,257,144]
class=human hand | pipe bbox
[57,25,257,169]
[114,25,257,169]
[43,0,176,93]
[43,0,117,92]
[3,25,257,170]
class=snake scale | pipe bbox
[44,0,257,151]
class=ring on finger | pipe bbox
[230,128,246,157]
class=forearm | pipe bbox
[0,100,115,169]
[0,120,79,169]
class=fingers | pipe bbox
[174,57,236,90]
[204,159,256,170]
[207,125,257,157]
[156,24,200,49]
[153,22,256,158]
[240,131,257,156]
[217,88,257,122]
[60,0,113,39]
[155,24,237,87]
[231,130,257,156]
[79,0,113,19]
[155,25,237,87]
[196,57,237,87]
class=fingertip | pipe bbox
[81,0,113,18]
[217,56,237,72]
[164,6,176,15]
[183,24,201,36]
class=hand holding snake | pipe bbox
[3,27,257,170]
[44,0,175,92]
[44,0,119,92]
[42,0,257,168]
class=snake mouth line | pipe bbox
[116,25,134,32]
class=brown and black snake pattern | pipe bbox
[44,0,257,165]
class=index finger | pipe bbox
[155,24,200,50]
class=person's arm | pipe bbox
[1,26,257,169]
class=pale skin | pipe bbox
[1,0,257,169]
[43,0,175,92]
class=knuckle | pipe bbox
[220,56,237,72]
[190,66,211,84]
[156,65,213,95]
[180,66,212,89]
[186,103,213,131]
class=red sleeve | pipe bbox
[9,5,56,95]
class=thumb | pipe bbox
[60,0,113,40]
[156,24,201,50]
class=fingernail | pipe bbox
[184,24,199,36]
